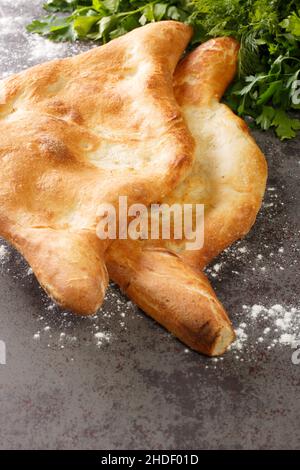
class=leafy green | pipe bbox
[27,0,300,140]
[272,109,300,139]
[43,1,83,12]
[280,11,300,36]
[27,15,78,41]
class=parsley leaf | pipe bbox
[272,109,300,140]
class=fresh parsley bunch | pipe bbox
[27,0,300,140]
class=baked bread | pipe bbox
[0,21,194,315]
[106,38,268,356]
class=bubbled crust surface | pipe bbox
[0,21,194,315]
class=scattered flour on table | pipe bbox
[0,1,92,79]
[94,331,111,347]
[0,244,8,262]
[230,304,300,356]
[28,36,69,62]
[204,183,299,364]
[1,240,135,350]
[0,0,41,6]
[31,287,139,351]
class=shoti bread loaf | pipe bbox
[0,22,194,315]
[106,38,268,356]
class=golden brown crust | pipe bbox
[175,39,267,268]
[106,37,268,355]
[181,103,268,271]
[12,228,108,315]
[174,37,240,106]
[107,241,235,356]
[0,22,194,314]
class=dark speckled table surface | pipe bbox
[0,0,299,450]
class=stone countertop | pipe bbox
[0,0,299,450]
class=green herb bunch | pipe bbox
[27,0,300,140]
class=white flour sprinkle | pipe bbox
[28,36,68,62]
[230,304,300,355]
[0,1,91,80]
[94,331,111,347]
[26,287,139,351]
[0,0,41,6]
[279,333,296,345]
[94,332,110,341]
[213,262,223,272]
[230,327,248,351]
[0,244,8,261]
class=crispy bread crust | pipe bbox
[0,22,194,314]
[108,242,235,356]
